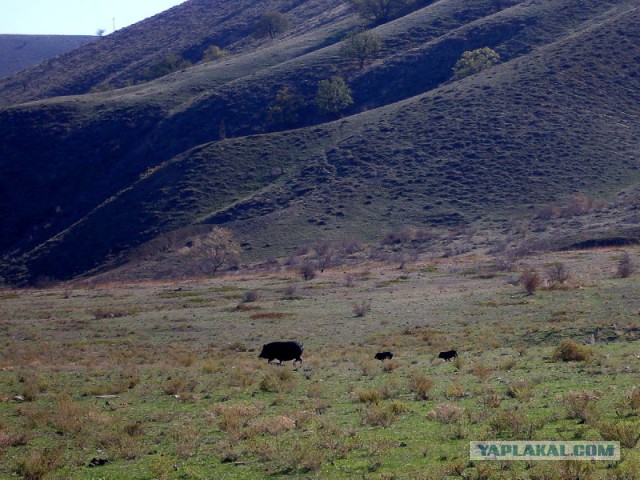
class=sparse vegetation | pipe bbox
[142,53,192,81]
[201,45,228,62]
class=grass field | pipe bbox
[1,246,639,479]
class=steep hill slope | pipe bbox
[1,0,639,284]
[0,35,94,78]
[0,0,351,108]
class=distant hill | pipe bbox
[0,0,639,285]
[0,34,94,78]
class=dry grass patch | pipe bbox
[249,311,295,320]
[428,403,465,424]
[249,415,296,436]
[14,444,66,480]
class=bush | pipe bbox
[552,340,593,362]
[453,47,500,80]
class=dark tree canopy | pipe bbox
[252,11,291,39]
[349,0,416,24]
[268,86,307,126]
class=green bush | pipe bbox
[453,47,500,80]
[315,76,353,115]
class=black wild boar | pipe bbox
[259,341,303,365]
[374,351,394,361]
[438,350,458,362]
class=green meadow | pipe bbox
[0,247,639,479]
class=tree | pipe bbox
[350,0,415,24]
[315,76,354,115]
[452,47,500,80]
[180,227,240,276]
[96,28,106,37]
[341,29,382,69]
[252,11,291,39]
[268,86,306,126]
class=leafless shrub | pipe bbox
[546,262,570,286]
[617,252,637,278]
[300,262,317,281]
[345,239,365,254]
[282,283,299,299]
[242,290,260,303]
[519,270,541,295]
[535,204,562,220]
[344,274,357,287]
[352,299,371,317]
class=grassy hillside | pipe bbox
[0,0,352,108]
[0,0,639,285]
[0,35,94,78]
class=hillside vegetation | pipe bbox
[1,0,639,284]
